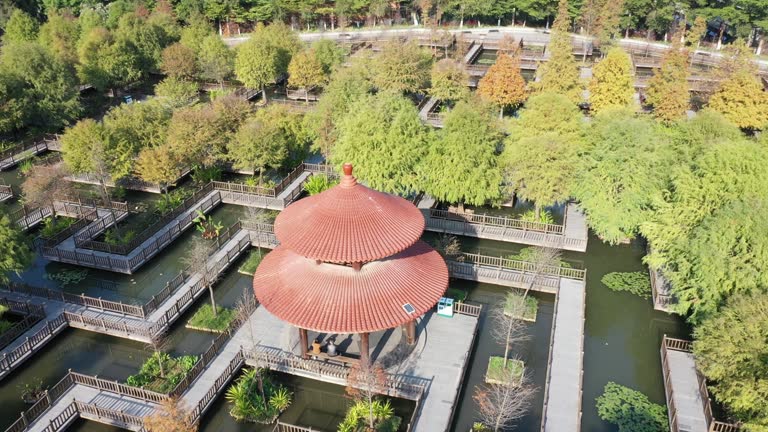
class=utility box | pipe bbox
[437,297,454,317]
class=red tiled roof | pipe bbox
[273,164,425,263]
[252,241,449,333]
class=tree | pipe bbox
[518,247,562,294]
[593,0,624,45]
[304,57,372,159]
[421,100,502,206]
[61,119,118,211]
[346,362,390,431]
[429,58,469,103]
[706,71,768,131]
[2,9,38,43]
[491,292,529,368]
[477,52,527,118]
[588,48,634,113]
[533,0,581,102]
[595,382,668,432]
[331,91,431,195]
[114,11,177,74]
[230,117,288,183]
[144,397,198,432]
[502,92,584,219]
[155,77,199,108]
[197,34,234,86]
[21,164,73,222]
[1,42,81,131]
[0,71,31,135]
[693,292,768,430]
[77,27,143,94]
[473,373,535,432]
[574,109,672,244]
[687,16,707,48]
[0,213,33,284]
[646,30,690,122]
[311,38,345,75]
[136,145,185,199]
[179,14,212,52]
[643,140,768,322]
[183,238,217,317]
[235,23,301,99]
[38,12,80,67]
[370,39,432,94]
[161,42,197,80]
[287,49,326,103]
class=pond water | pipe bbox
[2,159,690,432]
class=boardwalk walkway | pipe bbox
[658,337,739,432]
[419,202,589,252]
[0,140,51,171]
[418,97,443,128]
[541,278,586,432]
[1,229,251,380]
[0,185,12,203]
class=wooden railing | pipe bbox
[74,401,146,430]
[459,252,586,280]
[425,208,565,234]
[273,421,320,432]
[0,184,12,197]
[0,298,45,351]
[0,140,49,169]
[2,283,146,318]
[39,209,99,248]
[452,301,482,317]
[0,314,69,377]
[76,183,217,255]
[191,350,245,420]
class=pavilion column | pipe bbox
[298,327,309,359]
[360,332,370,365]
[405,319,417,345]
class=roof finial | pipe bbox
[340,163,357,188]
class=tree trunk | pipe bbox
[208,286,217,317]
[368,394,375,429]
[757,39,764,56]
[499,107,504,119]
[534,204,541,221]
[504,319,512,367]
[157,351,166,377]
[261,86,268,103]
[305,88,309,105]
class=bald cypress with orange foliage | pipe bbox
[477,52,527,118]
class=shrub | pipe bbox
[225,368,292,423]
[238,250,265,275]
[337,399,401,432]
[596,382,668,432]
[104,228,136,246]
[601,272,651,298]
[39,216,76,238]
[191,165,222,184]
[303,174,338,195]
[520,209,555,225]
[127,352,198,393]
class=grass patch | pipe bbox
[186,304,236,333]
[505,295,538,322]
[238,250,266,275]
[445,288,468,302]
[485,356,524,385]
[126,352,198,393]
[39,216,77,239]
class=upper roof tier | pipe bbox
[273,164,425,264]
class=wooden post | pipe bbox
[406,320,416,345]
[360,332,370,365]
[298,327,309,359]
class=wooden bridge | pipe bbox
[419,203,589,252]
[0,184,12,203]
[417,96,443,128]
[0,135,58,171]
[660,336,739,432]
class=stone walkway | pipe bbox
[541,277,586,432]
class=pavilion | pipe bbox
[252,163,449,364]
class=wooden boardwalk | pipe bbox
[419,202,589,252]
[0,140,51,171]
[659,337,738,432]
[0,185,12,203]
[418,97,443,128]
[541,277,586,432]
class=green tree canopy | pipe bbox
[234,23,301,94]
[288,48,326,102]
[533,0,581,102]
[38,12,80,67]
[510,91,584,139]
[311,38,346,75]
[574,109,672,244]
[77,27,143,93]
[429,58,469,103]
[331,91,431,195]
[61,118,107,175]
[197,34,234,85]
[155,76,199,108]
[0,212,33,284]
[596,382,668,432]
[161,42,197,79]
[588,47,634,113]
[2,9,39,44]
[1,41,81,131]
[0,71,32,135]
[135,144,185,197]
[421,100,503,206]
[693,291,768,431]
[115,11,178,73]
[707,71,768,131]
[370,40,432,94]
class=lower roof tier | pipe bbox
[252,240,449,334]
